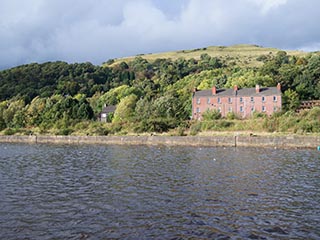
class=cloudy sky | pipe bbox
[1,0,319,69]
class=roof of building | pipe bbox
[194,86,281,97]
[101,105,116,114]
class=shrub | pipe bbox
[226,112,240,120]
[263,116,279,132]
[177,127,186,136]
[278,114,299,132]
[86,123,110,135]
[190,122,201,135]
[201,120,234,131]
[3,128,17,135]
[297,119,320,133]
[202,109,221,120]
[55,127,73,135]
[252,111,266,119]
[200,121,216,131]
[109,122,123,134]
[305,107,320,120]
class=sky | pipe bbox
[1,0,320,70]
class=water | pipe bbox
[0,143,319,239]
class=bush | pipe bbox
[176,126,186,136]
[55,127,73,135]
[109,122,123,134]
[190,122,201,135]
[3,128,17,135]
[202,109,221,120]
[86,123,110,135]
[226,112,240,120]
[278,114,299,132]
[133,118,177,133]
[263,116,279,132]
[200,120,234,131]
[304,107,320,120]
[252,111,266,119]
[297,119,320,133]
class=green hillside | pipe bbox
[106,44,309,68]
[0,44,319,136]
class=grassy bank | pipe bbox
[1,108,319,137]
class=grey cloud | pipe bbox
[0,0,319,69]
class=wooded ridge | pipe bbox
[0,44,319,135]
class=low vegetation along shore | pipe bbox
[1,107,319,137]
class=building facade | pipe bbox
[192,84,282,120]
[99,105,116,122]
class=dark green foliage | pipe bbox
[282,89,300,111]
[0,61,116,101]
[134,118,178,133]
[202,109,222,120]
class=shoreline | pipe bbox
[0,134,319,149]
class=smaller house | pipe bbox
[99,105,116,122]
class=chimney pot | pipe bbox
[277,83,281,91]
[234,85,238,92]
[212,86,216,95]
[256,84,260,93]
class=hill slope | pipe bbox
[106,44,308,67]
[0,44,319,135]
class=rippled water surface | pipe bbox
[0,143,319,239]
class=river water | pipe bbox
[0,143,319,240]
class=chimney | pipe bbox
[277,83,281,91]
[193,87,197,93]
[256,84,260,93]
[212,86,216,95]
[234,85,238,92]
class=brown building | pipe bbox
[192,84,282,120]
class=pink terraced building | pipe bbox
[192,84,282,120]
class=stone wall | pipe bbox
[0,135,319,149]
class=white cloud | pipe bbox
[246,0,287,13]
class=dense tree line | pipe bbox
[0,50,319,134]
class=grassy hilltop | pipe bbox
[107,44,308,68]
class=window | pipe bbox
[228,97,232,103]
[250,97,254,102]
[273,96,277,102]
[273,106,277,112]
[240,97,243,103]
[197,98,200,104]
[262,96,266,102]
[207,98,210,104]
[262,106,266,112]
[228,107,233,112]
[196,107,200,113]
[217,97,221,103]
[240,106,243,112]
[251,107,255,112]
[218,107,221,113]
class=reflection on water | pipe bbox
[0,143,319,239]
